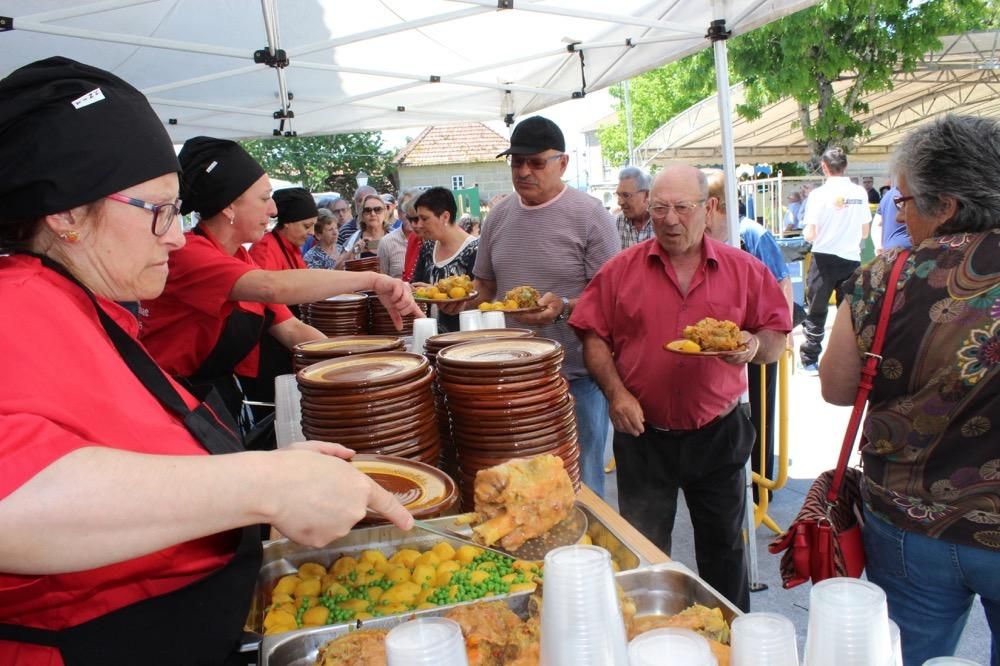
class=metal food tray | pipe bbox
[244,504,646,649]
[259,561,742,666]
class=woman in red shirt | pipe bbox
[0,57,412,666]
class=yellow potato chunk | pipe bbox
[414,551,440,568]
[509,582,538,594]
[390,549,421,569]
[386,566,411,584]
[301,606,330,627]
[469,570,491,585]
[337,598,371,613]
[448,287,467,299]
[432,541,456,562]
[359,549,388,567]
[293,577,321,598]
[331,556,357,578]
[411,564,436,586]
[272,574,300,597]
[263,608,297,632]
[455,545,483,564]
[298,562,327,579]
[416,602,438,610]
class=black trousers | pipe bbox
[800,252,860,365]
[613,408,754,611]
[748,361,777,503]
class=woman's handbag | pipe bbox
[768,250,910,589]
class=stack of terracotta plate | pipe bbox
[301,293,369,337]
[434,337,581,509]
[368,294,428,336]
[297,352,441,465]
[345,256,380,272]
[292,335,404,373]
[422,328,535,481]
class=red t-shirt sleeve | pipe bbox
[568,260,618,345]
[167,236,255,317]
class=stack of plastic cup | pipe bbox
[803,578,893,666]
[540,545,629,666]
[458,310,483,331]
[922,658,983,665]
[628,627,718,666]
[888,620,902,666]
[385,617,469,666]
[482,310,506,328]
[411,317,438,356]
[731,612,799,665]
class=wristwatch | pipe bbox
[553,297,571,323]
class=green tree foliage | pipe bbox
[240,133,398,196]
[600,0,994,167]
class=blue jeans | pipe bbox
[863,506,1000,666]
[569,375,610,497]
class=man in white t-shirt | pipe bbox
[800,147,871,374]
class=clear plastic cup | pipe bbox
[482,310,506,328]
[411,317,438,355]
[540,545,629,666]
[731,612,799,666]
[628,627,718,666]
[922,658,984,665]
[458,310,483,331]
[385,617,469,666]
[803,578,893,666]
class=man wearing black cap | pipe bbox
[449,115,620,496]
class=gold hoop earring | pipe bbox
[59,230,79,243]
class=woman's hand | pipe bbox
[265,443,413,547]
[372,273,425,328]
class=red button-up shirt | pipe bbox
[570,237,790,430]
[249,230,307,271]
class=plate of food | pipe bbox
[478,284,546,313]
[412,275,478,303]
[664,317,751,356]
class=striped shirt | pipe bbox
[615,212,654,249]
[377,228,410,278]
[474,186,619,379]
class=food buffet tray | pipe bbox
[245,504,646,639]
[259,561,741,666]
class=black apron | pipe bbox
[0,256,263,665]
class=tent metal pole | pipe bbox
[18,0,157,24]
[446,0,702,33]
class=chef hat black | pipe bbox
[273,187,319,227]
[178,136,265,218]
[0,56,179,222]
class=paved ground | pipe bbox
[601,321,992,664]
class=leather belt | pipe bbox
[648,402,739,436]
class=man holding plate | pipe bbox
[570,165,790,611]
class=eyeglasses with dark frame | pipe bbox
[892,195,915,212]
[506,153,564,170]
[647,200,706,219]
[362,206,385,215]
[105,193,181,236]
[331,207,351,215]
[616,190,648,201]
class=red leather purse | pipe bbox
[769,250,909,589]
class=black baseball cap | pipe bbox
[496,116,565,157]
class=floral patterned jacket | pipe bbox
[848,229,1000,550]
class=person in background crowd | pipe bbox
[382,193,401,231]
[458,214,481,237]
[703,168,794,503]
[411,187,479,332]
[325,196,352,233]
[614,166,653,248]
[872,183,911,255]
[820,114,1000,666]
[443,115,620,496]
[397,188,425,282]
[862,175,881,205]
[0,56,413,666]
[783,190,803,233]
[338,193,389,265]
[336,186,377,251]
[799,147,871,375]
[571,165,790,611]
[378,202,416,278]
[140,137,421,436]
[304,215,339,270]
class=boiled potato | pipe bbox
[298,562,327,579]
[301,606,330,627]
[272,574,300,597]
[331,556,357,578]
[389,548,421,568]
[293,577,321,598]
[432,541,456,562]
[411,564,436,585]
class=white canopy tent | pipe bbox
[1,0,815,143]
[634,31,1000,167]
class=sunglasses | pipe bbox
[362,206,385,214]
[332,207,350,214]
[506,153,563,170]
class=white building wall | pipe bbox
[397,163,513,203]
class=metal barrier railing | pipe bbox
[751,347,793,535]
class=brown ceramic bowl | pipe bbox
[443,391,571,420]
[435,356,563,380]
[433,365,561,386]
[294,335,403,357]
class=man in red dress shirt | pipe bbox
[570,165,791,610]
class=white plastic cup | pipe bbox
[482,310,506,328]
[411,317,438,356]
[540,545,629,666]
[628,627,718,666]
[731,612,799,666]
[458,309,483,331]
[922,659,984,665]
[385,617,469,666]
[803,578,893,666]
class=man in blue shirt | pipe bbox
[873,185,911,254]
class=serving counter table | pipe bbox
[272,374,670,564]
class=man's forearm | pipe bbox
[582,332,628,400]
[752,329,787,364]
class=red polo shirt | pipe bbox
[140,227,293,378]
[570,237,790,430]
[0,255,236,665]
[249,230,306,271]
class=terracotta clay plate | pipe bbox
[664,330,751,357]
[296,352,429,389]
[293,335,403,357]
[483,305,545,315]
[351,454,457,523]
[436,337,562,369]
